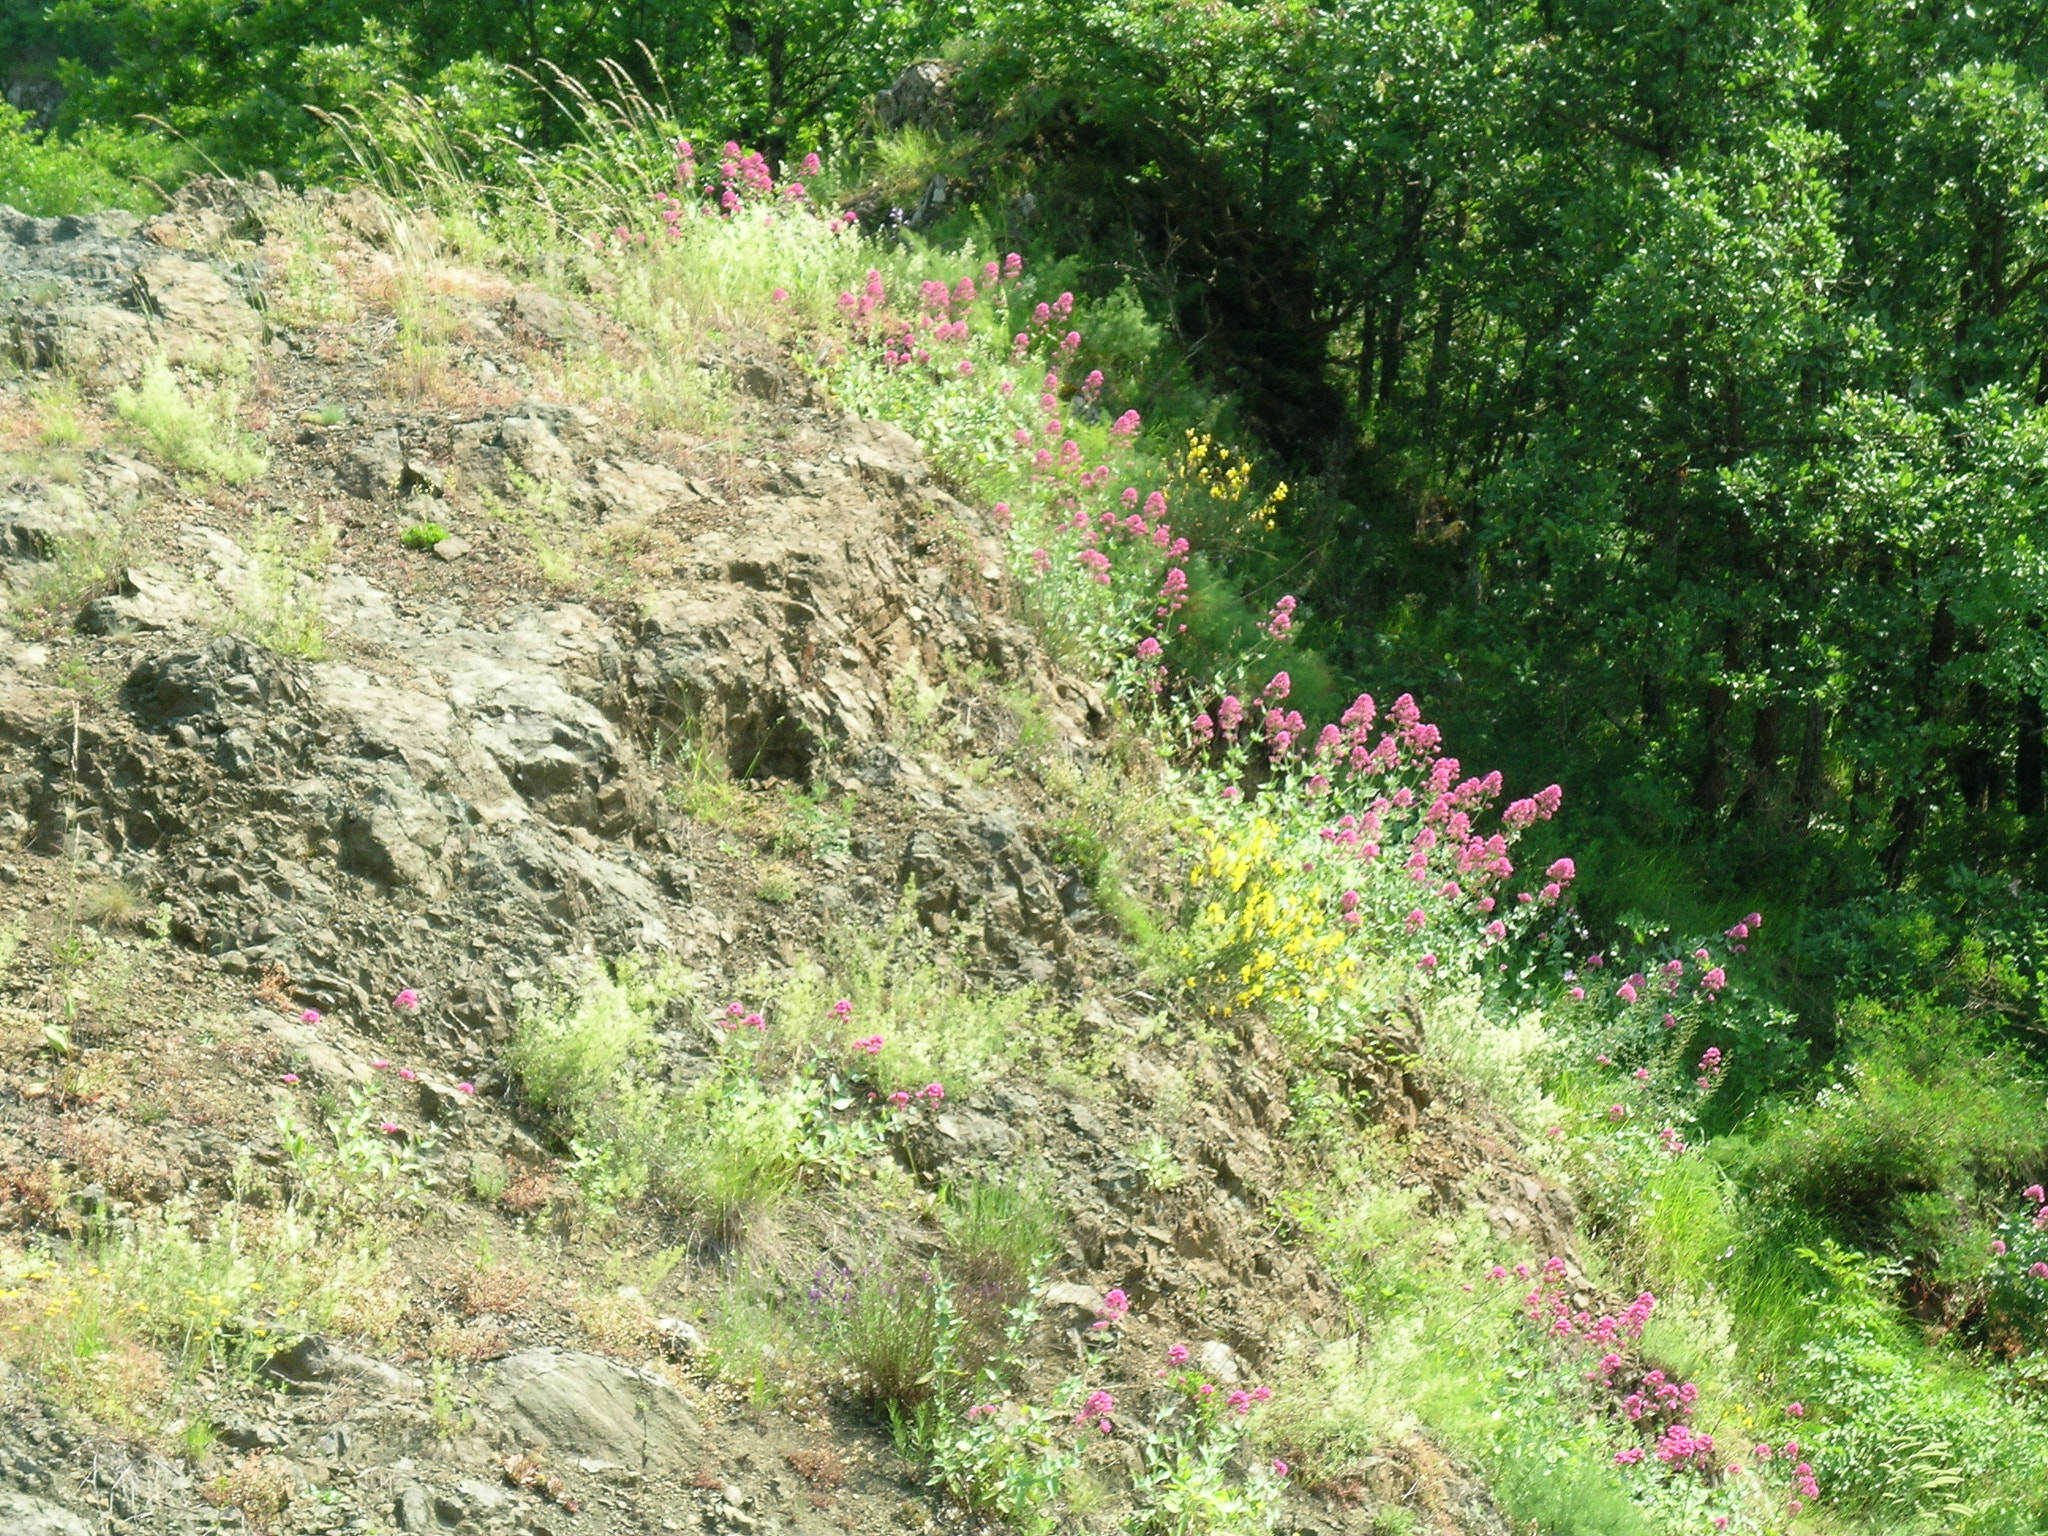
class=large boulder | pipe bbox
[486,1349,699,1472]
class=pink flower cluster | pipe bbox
[1750,1440,1821,1511]
[1695,1046,1726,1091]
[1649,1422,1714,1468]
[1154,1345,1274,1420]
[1499,1257,1658,1348]
[1091,1288,1130,1331]
[836,255,1035,373]
[1261,594,1297,641]
[1074,1388,1116,1433]
[1620,1369,1700,1423]
[1722,911,1763,952]
[885,1082,945,1108]
[723,1001,768,1032]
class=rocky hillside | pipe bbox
[0,184,1579,1536]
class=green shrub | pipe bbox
[401,521,449,550]
[8,526,124,637]
[825,1264,945,1409]
[1727,1020,2048,1259]
[0,105,184,217]
[763,917,1063,1095]
[508,956,685,1118]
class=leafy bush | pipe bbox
[1728,1027,2048,1260]
[0,105,183,216]
[400,521,449,549]
[1163,690,1570,1056]
[508,956,682,1117]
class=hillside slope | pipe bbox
[0,183,1593,1536]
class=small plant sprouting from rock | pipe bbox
[223,512,334,659]
[402,521,450,550]
[112,358,268,485]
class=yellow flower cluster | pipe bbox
[1174,431,1289,532]
[1180,816,1359,1025]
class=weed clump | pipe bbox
[113,360,268,485]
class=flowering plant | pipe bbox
[1165,686,1567,1052]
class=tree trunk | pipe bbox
[1734,697,1783,823]
[1879,600,1956,883]
[1357,303,1378,417]
[1422,203,1468,435]
[1794,699,1828,824]
[2020,694,2044,817]
[1954,681,1997,812]
[1695,682,1731,814]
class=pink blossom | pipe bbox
[456,1082,475,1095]
[924,1082,945,1100]
[379,1122,402,1135]
[1166,1343,1189,1364]
[280,1073,299,1084]
[392,989,420,1011]
[1992,1239,2008,1255]
[1569,986,1585,1001]
[2027,1184,2045,1203]
[1074,1389,1115,1428]
[2031,1262,2048,1279]
[371,1058,390,1070]
[1137,637,1163,660]
[1617,983,1639,1004]
[1785,1402,1805,1418]
[888,1090,911,1107]
[853,1036,884,1055]
[1418,954,1438,970]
